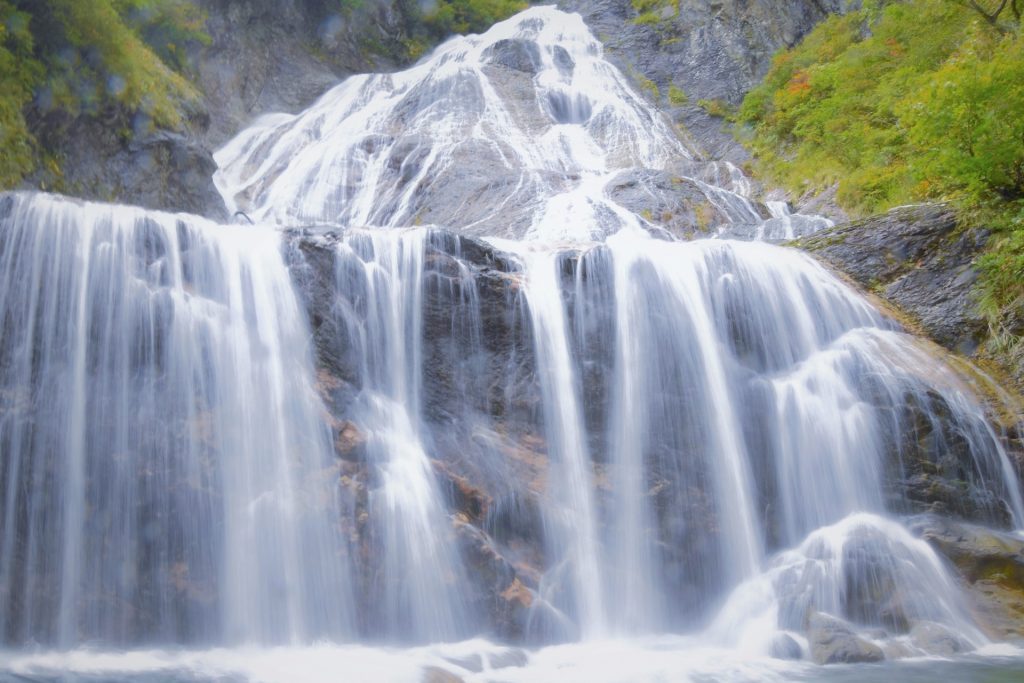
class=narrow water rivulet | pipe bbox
[2,7,1024,682]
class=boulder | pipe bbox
[806,612,885,665]
[909,620,973,656]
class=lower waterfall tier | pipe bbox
[1,192,1021,656]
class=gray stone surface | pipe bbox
[807,612,885,665]
[798,204,988,355]
[558,0,860,164]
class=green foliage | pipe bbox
[637,74,660,100]
[36,0,201,125]
[0,2,41,186]
[697,98,733,119]
[117,0,211,75]
[738,0,1024,327]
[420,0,527,38]
[668,84,688,105]
[0,0,207,189]
[632,11,661,25]
[630,0,676,24]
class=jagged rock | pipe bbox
[908,514,1024,640]
[483,38,542,73]
[798,204,986,355]
[909,620,973,655]
[25,112,226,220]
[806,612,885,665]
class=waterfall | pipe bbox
[330,229,470,641]
[212,6,761,241]
[0,193,354,646]
[519,249,607,638]
[1,6,1024,680]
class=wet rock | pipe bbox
[882,639,915,660]
[909,620,973,655]
[807,612,885,665]
[484,38,542,73]
[841,531,911,632]
[604,169,731,238]
[770,633,803,660]
[798,204,986,355]
[908,514,1024,640]
[335,420,367,461]
[453,517,540,640]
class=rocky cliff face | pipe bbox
[20,0,860,220]
[558,0,860,163]
[797,204,988,357]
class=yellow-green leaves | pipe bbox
[737,0,1023,332]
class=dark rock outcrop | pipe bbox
[27,111,226,220]
[797,204,987,355]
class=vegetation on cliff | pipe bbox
[0,0,208,188]
[737,0,1023,356]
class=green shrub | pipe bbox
[668,84,688,105]
[737,0,1023,340]
[0,2,41,187]
[697,98,733,119]
[0,0,207,190]
[421,0,527,38]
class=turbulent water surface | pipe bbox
[2,7,1024,683]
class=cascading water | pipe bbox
[329,230,470,641]
[2,6,1024,683]
[0,193,354,646]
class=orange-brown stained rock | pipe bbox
[500,578,534,608]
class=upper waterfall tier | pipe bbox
[213,7,805,241]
